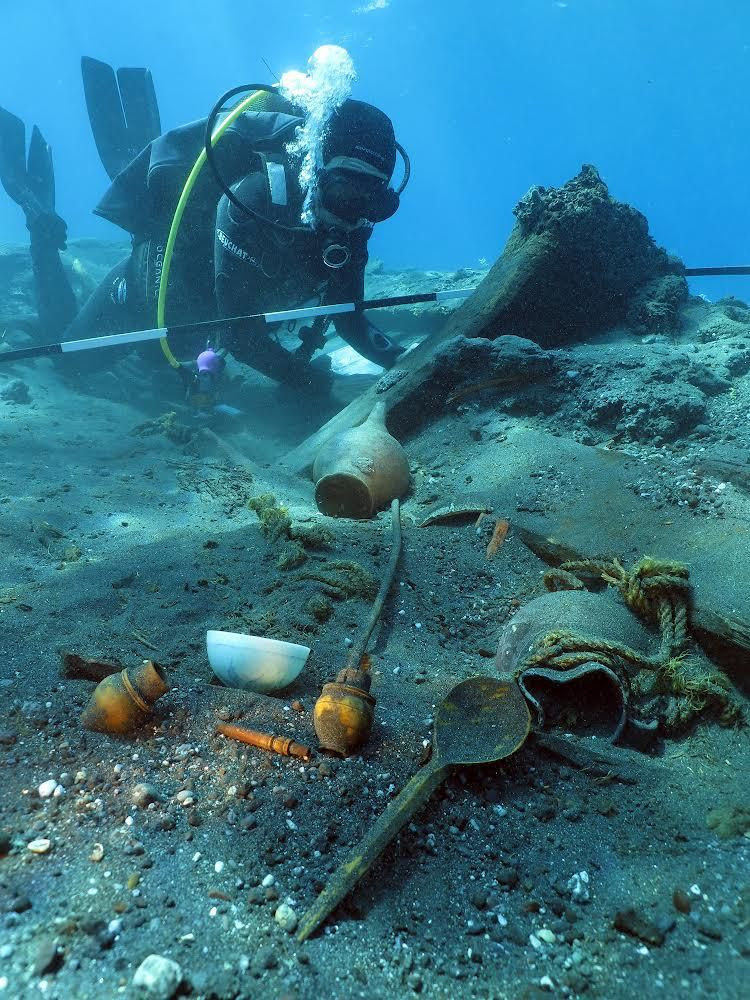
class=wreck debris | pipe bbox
[418,504,492,527]
[80,660,169,734]
[60,651,123,683]
[445,374,526,407]
[313,499,402,756]
[298,677,531,941]
[514,523,750,660]
[498,556,743,737]
[206,630,310,693]
[312,401,410,519]
[486,518,510,559]
[216,723,311,761]
[313,663,376,757]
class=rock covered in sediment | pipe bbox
[0,378,31,404]
[390,333,557,432]
[132,954,183,998]
[440,164,687,348]
[587,377,708,442]
[626,274,689,334]
[32,937,63,977]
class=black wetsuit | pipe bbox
[54,109,402,384]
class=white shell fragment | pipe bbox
[27,838,51,854]
[274,902,298,933]
[567,870,590,902]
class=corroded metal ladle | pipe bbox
[296,676,531,941]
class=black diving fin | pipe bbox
[0,106,67,248]
[81,56,161,180]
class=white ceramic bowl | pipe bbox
[206,630,310,694]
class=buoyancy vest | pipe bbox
[93,109,304,239]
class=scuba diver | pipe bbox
[0,53,410,403]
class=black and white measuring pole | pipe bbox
[3,266,748,366]
[0,288,476,365]
[683,266,750,276]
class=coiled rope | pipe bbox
[521,556,691,677]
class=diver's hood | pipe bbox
[94,110,303,237]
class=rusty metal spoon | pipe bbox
[297,676,531,941]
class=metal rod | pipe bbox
[0,288,477,365]
[684,265,750,276]
[345,498,402,671]
[5,266,746,368]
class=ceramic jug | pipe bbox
[81,659,169,734]
[312,401,410,518]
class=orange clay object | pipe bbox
[80,660,169,734]
[485,518,510,560]
[313,666,376,757]
[217,723,311,761]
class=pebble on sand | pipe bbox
[27,838,52,854]
[132,783,161,808]
[274,902,298,933]
[38,779,58,799]
[132,954,183,999]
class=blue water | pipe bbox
[1,0,748,300]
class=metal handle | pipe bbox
[296,756,450,941]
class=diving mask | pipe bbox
[317,160,400,226]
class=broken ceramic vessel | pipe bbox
[81,660,169,734]
[495,589,659,746]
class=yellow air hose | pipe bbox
[156,89,269,367]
